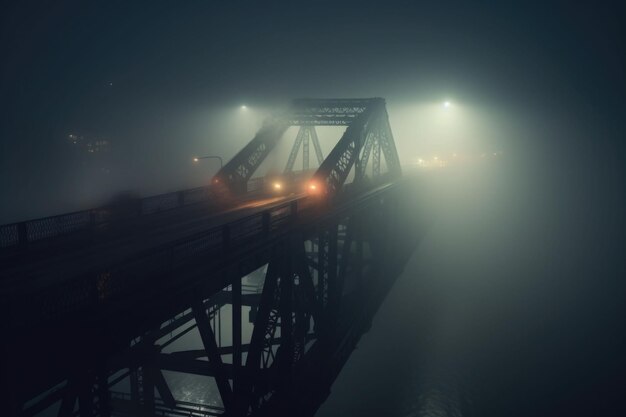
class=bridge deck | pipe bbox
[0,193,304,294]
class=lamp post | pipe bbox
[192,155,223,170]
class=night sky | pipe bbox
[1,1,625,221]
[1,2,626,416]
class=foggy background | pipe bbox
[1,1,625,416]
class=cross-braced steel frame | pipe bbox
[14,181,416,417]
[215,98,401,198]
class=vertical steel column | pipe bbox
[311,126,324,165]
[279,243,294,373]
[240,257,280,414]
[284,127,305,173]
[232,274,242,398]
[193,299,233,412]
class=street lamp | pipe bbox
[192,155,223,170]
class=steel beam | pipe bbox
[192,300,233,412]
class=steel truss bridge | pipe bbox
[0,98,421,417]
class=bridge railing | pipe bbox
[0,168,329,251]
[6,180,398,333]
[0,180,269,250]
[10,198,300,328]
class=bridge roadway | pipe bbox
[0,192,303,294]
[1,180,402,413]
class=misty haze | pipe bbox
[1,2,625,417]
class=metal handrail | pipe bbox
[0,170,322,250]
[3,181,399,330]
[0,182,249,250]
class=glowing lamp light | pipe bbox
[273,182,282,190]
[193,157,199,162]
[308,182,319,193]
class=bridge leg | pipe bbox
[232,274,243,401]
[278,243,294,377]
[239,258,280,414]
[192,299,233,412]
[316,224,338,331]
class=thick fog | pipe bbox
[315,102,626,416]
[1,2,625,416]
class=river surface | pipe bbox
[318,159,626,417]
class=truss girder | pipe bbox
[16,184,413,417]
[217,122,288,193]
[311,110,372,196]
[311,126,324,164]
[284,126,324,174]
[192,300,233,412]
[377,107,402,176]
[357,130,376,180]
[284,127,305,173]
[373,134,381,177]
[217,97,399,196]
[287,98,375,125]
[311,101,401,197]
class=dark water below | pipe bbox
[318,160,626,417]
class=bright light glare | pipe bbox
[193,157,199,162]
[273,182,282,190]
[240,105,247,110]
[309,183,318,192]
[443,101,451,108]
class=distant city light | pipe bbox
[66,133,110,153]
